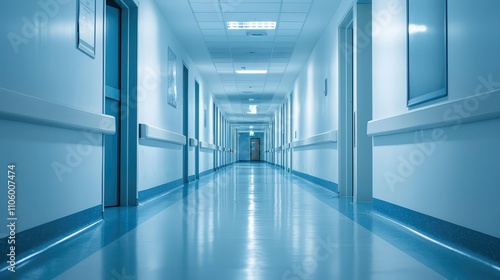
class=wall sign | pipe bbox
[78,0,96,58]
[407,0,448,106]
[167,48,178,108]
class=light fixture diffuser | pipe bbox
[227,21,276,30]
[248,105,258,114]
[235,70,268,74]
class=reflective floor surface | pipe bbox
[3,163,500,279]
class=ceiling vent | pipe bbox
[246,31,267,37]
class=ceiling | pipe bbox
[154,0,342,130]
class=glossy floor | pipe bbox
[5,163,500,279]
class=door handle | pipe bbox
[353,111,356,148]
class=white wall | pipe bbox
[288,0,354,184]
[372,0,500,238]
[137,0,214,191]
[0,0,104,235]
[198,81,215,174]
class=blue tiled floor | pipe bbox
[3,163,500,279]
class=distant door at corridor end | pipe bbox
[250,138,260,161]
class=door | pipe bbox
[182,65,189,183]
[194,80,200,178]
[250,138,260,161]
[104,2,121,207]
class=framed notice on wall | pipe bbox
[407,0,448,106]
[167,48,178,108]
[78,0,96,58]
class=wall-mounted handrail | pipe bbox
[0,87,115,135]
[139,123,186,145]
[367,91,500,137]
[200,141,216,150]
[189,138,198,147]
[291,130,337,149]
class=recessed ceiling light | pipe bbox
[227,21,277,30]
[248,105,258,114]
[235,70,267,74]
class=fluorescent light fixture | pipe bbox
[249,126,254,129]
[235,70,268,74]
[248,105,258,114]
[249,131,255,136]
[227,21,276,30]
[408,24,427,34]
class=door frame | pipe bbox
[338,4,373,202]
[250,138,261,161]
[102,0,139,209]
[338,7,354,198]
[352,3,373,203]
[182,64,189,183]
[194,80,200,179]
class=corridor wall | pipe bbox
[371,0,500,245]
[0,0,105,256]
[286,0,355,191]
[137,0,214,200]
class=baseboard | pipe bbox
[0,205,102,265]
[199,169,215,178]
[188,175,195,182]
[138,179,183,203]
[373,198,500,265]
[291,169,339,193]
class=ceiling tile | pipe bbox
[270,58,291,64]
[201,29,227,36]
[274,36,297,42]
[281,3,312,13]
[278,21,304,30]
[272,52,292,58]
[214,62,233,68]
[204,35,229,42]
[223,12,279,22]
[212,58,235,63]
[276,29,301,36]
[227,36,276,43]
[280,13,308,21]
[190,3,221,13]
[198,21,225,30]
[194,13,223,21]
[220,3,281,13]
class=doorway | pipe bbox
[250,138,260,161]
[182,65,189,183]
[338,4,373,202]
[338,8,354,198]
[103,0,139,207]
[194,80,200,179]
[104,0,121,207]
